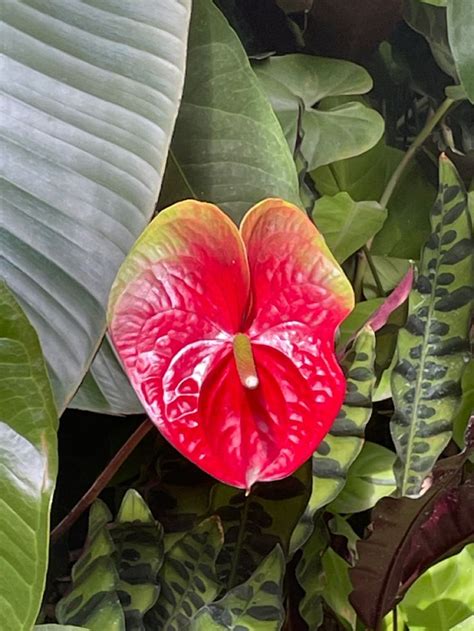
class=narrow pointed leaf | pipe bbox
[291,328,376,552]
[211,463,311,587]
[296,522,327,630]
[1,1,191,413]
[0,282,58,631]
[192,546,285,631]
[57,493,163,631]
[390,156,474,496]
[110,490,164,630]
[144,517,223,630]
[56,501,125,630]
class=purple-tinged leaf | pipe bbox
[349,419,474,629]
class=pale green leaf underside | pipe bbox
[0,281,58,631]
[1,0,191,412]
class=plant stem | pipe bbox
[50,418,153,543]
[379,98,453,210]
[227,492,251,589]
[169,149,198,199]
[354,98,454,299]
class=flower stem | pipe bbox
[50,418,153,543]
[228,492,251,589]
[354,98,454,299]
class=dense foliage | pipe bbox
[1,1,473,630]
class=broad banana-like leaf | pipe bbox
[1,0,191,412]
[390,155,473,496]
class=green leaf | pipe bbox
[56,501,125,630]
[167,0,300,222]
[364,256,412,299]
[0,281,58,631]
[329,443,396,514]
[254,54,384,170]
[321,548,357,630]
[110,490,165,630]
[404,0,458,79]
[74,0,302,414]
[337,298,385,351]
[390,156,474,497]
[192,546,285,631]
[296,522,327,630]
[144,517,223,630]
[447,0,474,103]
[212,464,311,585]
[1,1,191,412]
[312,192,387,263]
[35,626,90,630]
[312,139,437,259]
[453,361,474,450]
[399,544,474,630]
[57,492,163,631]
[291,328,376,552]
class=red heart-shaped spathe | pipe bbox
[108,199,354,488]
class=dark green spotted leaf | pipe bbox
[56,501,125,631]
[110,490,164,630]
[291,328,376,552]
[296,521,328,630]
[192,546,285,631]
[57,492,163,631]
[144,517,224,631]
[390,155,474,497]
[212,464,311,585]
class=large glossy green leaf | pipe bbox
[254,54,384,170]
[211,464,311,586]
[0,281,58,631]
[312,192,387,263]
[329,443,396,514]
[144,517,223,631]
[168,0,300,221]
[74,0,302,414]
[291,328,376,552]
[390,156,473,496]
[399,544,474,630]
[447,0,474,103]
[57,492,163,631]
[192,546,285,631]
[313,139,437,259]
[1,1,191,412]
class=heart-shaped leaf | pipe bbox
[254,54,384,169]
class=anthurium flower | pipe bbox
[108,199,354,489]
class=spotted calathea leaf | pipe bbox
[110,490,164,630]
[291,327,376,552]
[390,155,474,497]
[295,520,328,630]
[211,463,311,587]
[192,545,285,631]
[144,517,224,630]
[56,501,125,630]
[57,492,163,631]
